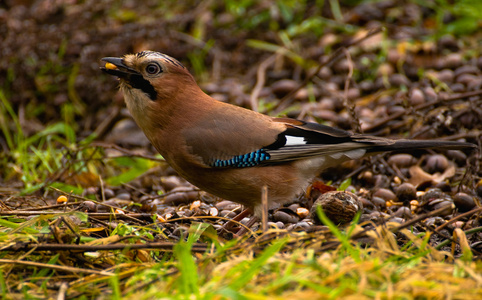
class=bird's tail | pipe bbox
[366,139,477,154]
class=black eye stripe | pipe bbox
[129,74,157,101]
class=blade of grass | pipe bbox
[227,237,288,291]
[316,206,361,262]
[0,90,23,150]
[174,223,211,298]
[0,271,6,299]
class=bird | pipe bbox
[101,50,476,218]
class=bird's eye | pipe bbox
[145,63,161,75]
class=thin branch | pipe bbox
[1,242,208,253]
[0,258,113,276]
[272,27,384,115]
[250,55,277,112]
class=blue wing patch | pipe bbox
[212,149,271,168]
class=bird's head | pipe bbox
[101,51,201,130]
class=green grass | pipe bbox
[0,89,161,195]
[1,212,480,299]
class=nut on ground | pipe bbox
[310,191,362,225]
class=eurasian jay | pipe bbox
[101,51,476,217]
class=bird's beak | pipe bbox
[101,57,139,78]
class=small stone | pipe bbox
[317,66,332,80]
[434,181,452,193]
[394,206,411,218]
[373,188,397,202]
[103,189,115,199]
[359,197,374,209]
[377,63,394,76]
[161,176,184,191]
[389,217,405,224]
[292,221,311,230]
[164,188,198,205]
[454,221,465,228]
[346,88,360,100]
[215,200,241,211]
[423,86,437,102]
[317,98,337,111]
[454,65,479,77]
[438,53,463,69]
[273,210,299,224]
[467,77,482,91]
[373,174,391,189]
[389,74,410,87]
[359,79,375,92]
[78,201,97,212]
[271,79,298,98]
[450,83,465,92]
[445,150,467,166]
[387,105,406,115]
[333,59,349,73]
[387,48,402,64]
[294,88,309,101]
[359,170,374,185]
[396,183,417,204]
[429,198,455,216]
[388,154,417,168]
[477,57,482,69]
[453,192,475,212]
[421,188,454,216]
[438,34,459,51]
[116,193,131,200]
[85,187,99,195]
[424,154,449,174]
[436,69,454,83]
[409,88,425,106]
[457,74,478,86]
[368,211,390,221]
[287,203,300,212]
[476,182,482,198]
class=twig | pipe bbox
[89,142,166,162]
[342,47,361,133]
[434,207,482,232]
[15,202,81,211]
[1,242,208,253]
[390,204,459,234]
[93,105,121,140]
[0,211,153,221]
[0,258,113,276]
[251,55,277,112]
[435,226,482,250]
[272,27,384,115]
[57,282,68,300]
[261,185,268,233]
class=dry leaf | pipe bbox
[408,163,456,186]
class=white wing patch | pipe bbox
[285,136,306,146]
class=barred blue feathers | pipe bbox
[212,149,270,168]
